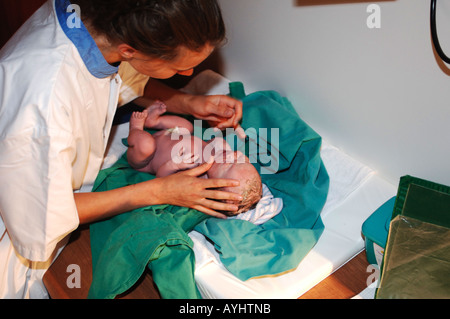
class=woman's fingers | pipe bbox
[161,165,242,218]
[156,163,242,217]
[186,94,243,131]
[192,198,239,219]
[202,188,242,202]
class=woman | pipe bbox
[0,0,242,298]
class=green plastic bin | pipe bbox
[362,197,396,267]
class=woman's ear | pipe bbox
[117,44,137,60]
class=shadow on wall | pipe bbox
[0,0,47,48]
[294,0,395,6]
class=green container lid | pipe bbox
[362,197,396,249]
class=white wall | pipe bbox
[217,0,450,186]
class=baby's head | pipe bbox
[207,150,263,215]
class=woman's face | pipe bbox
[127,44,215,79]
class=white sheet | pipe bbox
[102,70,397,299]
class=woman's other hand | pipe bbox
[185,94,243,131]
[154,159,243,218]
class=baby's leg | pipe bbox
[144,100,194,133]
[127,111,157,170]
[143,100,167,128]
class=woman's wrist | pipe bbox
[143,78,193,115]
[174,93,194,114]
[129,178,164,208]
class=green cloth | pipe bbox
[88,83,329,299]
[87,158,208,299]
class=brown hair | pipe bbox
[76,0,226,60]
[235,177,263,215]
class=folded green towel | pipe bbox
[88,83,329,299]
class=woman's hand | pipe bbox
[154,159,243,218]
[144,78,244,135]
[75,160,242,224]
[184,94,243,131]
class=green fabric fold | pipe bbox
[88,157,207,299]
[194,88,329,280]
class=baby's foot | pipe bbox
[129,110,148,131]
[144,100,167,127]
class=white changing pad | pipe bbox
[194,169,395,299]
[102,70,397,299]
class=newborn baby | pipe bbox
[127,101,262,215]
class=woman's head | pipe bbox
[76,0,226,61]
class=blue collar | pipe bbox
[55,0,119,78]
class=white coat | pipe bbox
[0,0,148,298]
